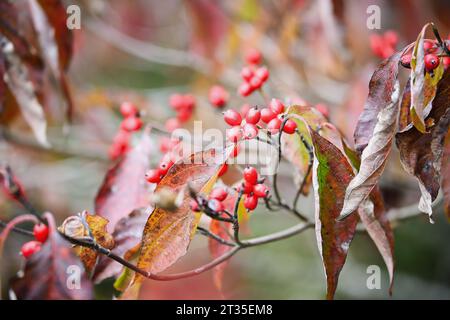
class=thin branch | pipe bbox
[196,226,236,247]
[232,190,244,245]
[0,220,34,237]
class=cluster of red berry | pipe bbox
[20,223,49,259]
[145,138,181,184]
[166,94,196,132]
[238,166,269,211]
[224,98,297,144]
[209,85,229,108]
[370,30,398,59]
[238,49,269,97]
[401,39,450,72]
[190,187,229,213]
[109,102,143,160]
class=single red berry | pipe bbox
[425,54,440,71]
[283,119,297,134]
[260,108,276,123]
[120,102,138,118]
[239,181,254,194]
[244,195,258,211]
[223,109,242,126]
[238,82,252,97]
[384,30,398,47]
[159,155,174,175]
[245,48,262,65]
[231,144,240,158]
[269,99,285,114]
[165,118,181,132]
[226,126,243,143]
[33,223,49,243]
[253,184,269,198]
[241,66,254,81]
[170,94,184,110]
[20,241,42,259]
[423,40,436,53]
[182,94,196,110]
[121,116,143,132]
[209,85,229,108]
[208,199,224,213]
[255,66,269,82]
[218,163,228,177]
[315,103,329,118]
[267,117,282,134]
[177,108,192,122]
[240,104,251,117]
[190,199,201,212]
[245,107,261,124]
[369,34,384,58]
[243,123,258,140]
[443,56,450,69]
[249,75,263,90]
[145,169,162,184]
[243,166,258,185]
[210,187,228,201]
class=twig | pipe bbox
[196,226,235,247]
[0,220,34,237]
[232,190,244,245]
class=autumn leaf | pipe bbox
[395,70,450,221]
[354,52,402,153]
[93,208,151,283]
[11,213,93,300]
[340,54,402,219]
[121,148,229,299]
[1,35,48,146]
[310,129,359,300]
[95,131,156,232]
[442,131,450,219]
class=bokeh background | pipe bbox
[1,0,450,299]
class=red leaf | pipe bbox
[95,132,155,232]
[310,129,359,300]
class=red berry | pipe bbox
[238,82,252,97]
[223,109,242,126]
[241,66,254,81]
[226,126,243,143]
[283,119,297,134]
[239,181,254,194]
[253,184,269,198]
[145,169,162,184]
[443,57,450,69]
[33,223,49,243]
[255,66,269,82]
[244,195,258,211]
[209,85,228,108]
[21,241,42,258]
[243,166,258,185]
[245,48,262,65]
[159,155,174,175]
[210,187,228,201]
[120,102,138,118]
[208,199,224,213]
[260,108,276,123]
[240,104,251,117]
[267,117,282,134]
[170,94,184,110]
[165,118,181,132]
[269,99,285,114]
[370,34,384,58]
[177,108,192,122]
[113,130,130,147]
[218,163,228,177]
[109,143,126,160]
[231,144,240,158]
[249,76,263,90]
[121,117,143,132]
[243,123,258,140]
[384,30,398,47]
[425,54,440,71]
[190,199,201,212]
[315,103,329,118]
[183,94,196,110]
[423,40,436,53]
[245,107,261,124]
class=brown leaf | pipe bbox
[395,70,450,221]
[11,213,93,300]
[358,189,395,293]
[95,131,155,232]
[354,52,402,153]
[442,132,450,219]
[310,129,359,300]
[1,35,48,146]
[340,57,402,219]
[93,208,151,283]
[122,148,229,299]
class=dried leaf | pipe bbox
[11,213,93,300]
[93,208,151,283]
[442,132,450,219]
[310,130,359,300]
[340,64,401,219]
[95,132,155,232]
[0,35,48,146]
[122,148,229,299]
[354,52,402,152]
